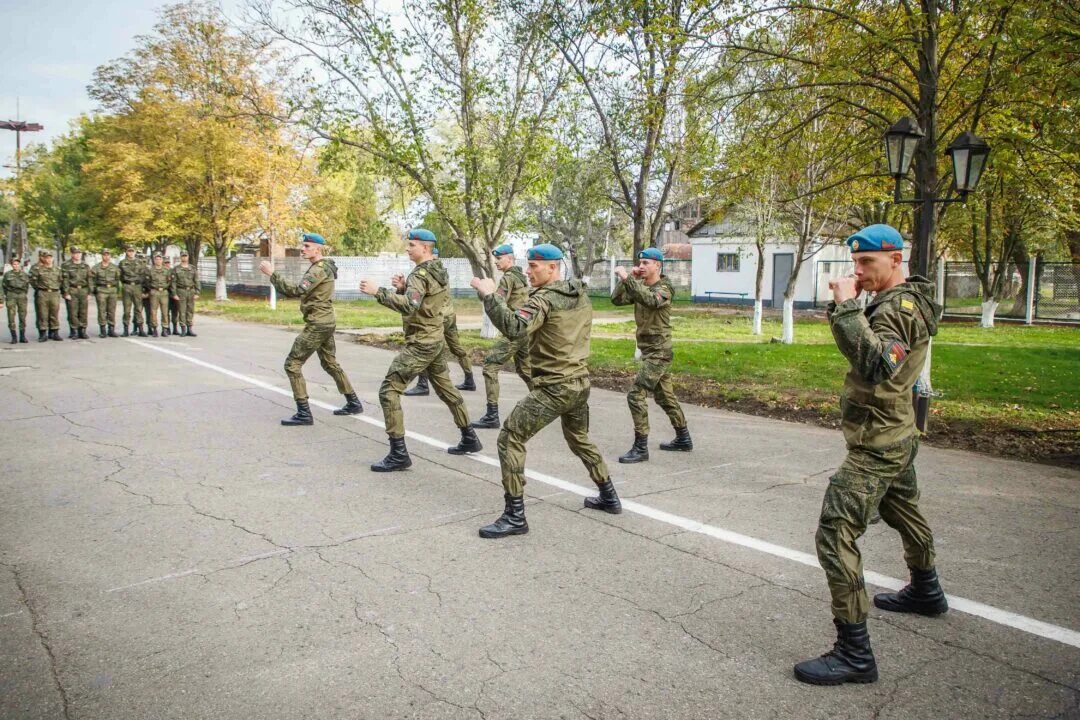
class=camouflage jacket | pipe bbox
[484,278,591,387]
[611,274,675,360]
[170,265,199,292]
[828,276,941,449]
[61,262,92,294]
[496,266,528,312]
[1,268,30,299]
[90,263,121,293]
[118,258,147,287]
[377,259,448,345]
[29,264,62,291]
[270,258,339,326]
[145,266,172,291]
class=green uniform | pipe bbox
[119,257,147,327]
[611,274,686,435]
[2,268,30,335]
[441,296,473,374]
[270,259,355,402]
[90,262,120,326]
[482,266,532,405]
[375,259,469,437]
[61,260,92,331]
[817,277,941,623]
[29,264,62,332]
[170,264,199,328]
[144,266,172,330]
[483,278,609,496]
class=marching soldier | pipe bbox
[611,248,692,462]
[358,228,481,471]
[794,224,947,686]
[1,257,30,343]
[470,243,532,429]
[89,248,120,337]
[61,246,92,339]
[144,253,172,337]
[258,232,363,425]
[404,297,477,396]
[29,250,63,342]
[470,244,618,539]
[170,250,199,337]
[118,245,147,336]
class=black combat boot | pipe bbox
[185,327,197,337]
[122,324,130,337]
[618,433,649,463]
[479,494,528,539]
[794,619,878,686]
[68,326,76,339]
[108,326,118,338]
[281,400,314,426]
[38,330,48,342]
[49,330,63,341]
[447,426,483,455]
[659,426,693,452]
[333,393,364,416]
[19,330,28,343]
[171,321,179,336]
[149,326,158,337]
[137,325,146,337]
[9,331,16,344]
[162,326,170,337]
[874,567,949,616]
[455,371,476,391]
[404,374,430,396]
[470,403,500,429]
[99,326,107,338]
[179,325,187,336]
[584,479,623,514]
[371,437,412,472]
[78,327,89,339]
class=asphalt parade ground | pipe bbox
[1,314,1078,720]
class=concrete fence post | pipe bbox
[1025,256,1037,325]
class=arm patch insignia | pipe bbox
[515,308,533,322]
[300,279,312,292]
[900,298,915,314]
[407,289,423,305]
[883,340,908,371]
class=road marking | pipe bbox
[127,338,1080,649]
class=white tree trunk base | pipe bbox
[980,300,999,328]
[481,310,497,339]
[752,299,763,335]
[215,277,228,302]
[781,298,794,344]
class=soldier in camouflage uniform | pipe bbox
[29,250,63,341]
[611,248,691,463]
[259,232,363,425]
[89,248,120,337]
[163,256,180,335]
[471,244,532,429]
[170,250,199,337]
[1,257,30,343]
[144,253,172,337]
[470,244,619,539]
[403,255,476,396]
[61,247,92,339]
[359,228,482,471]
[795,224,947,687]
[118,245,147,336]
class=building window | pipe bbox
[716,253,739,272]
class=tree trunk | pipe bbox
[752,241,766,335]
[752,299,763,335]
[215,251,228,301]
[1008,243,1030,315]
[980,299,998,328]
[781,298,794,344]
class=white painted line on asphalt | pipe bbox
[127,339,1080,650]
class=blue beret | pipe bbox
[638,247,664,262]
[847,224,903,253]
[407,228,437,243]
[526,244,564,261]
[301,232,326,245]
[492,244,514,257]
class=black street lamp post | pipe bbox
[883,117,991,431]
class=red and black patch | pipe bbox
[882,340,908,371]
[515,308,534,322]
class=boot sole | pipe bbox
[583,501,623,515]
[793,667,878,685]
[371,462,412,472]
[478,526,529,539]
[470,422,500,429]
[658,446,693,452]
[873,598,948,616]
[447,445,483,455]
[280,421,314,426]
[618,456,649,464]
[332,409,364,416]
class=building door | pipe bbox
[772,253,794,306]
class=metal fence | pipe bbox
[586,259,693,296]
[943,261,1080,323]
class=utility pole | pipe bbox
[1,116,45,263]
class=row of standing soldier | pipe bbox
[260,225,947,689]
[0,245,199,343]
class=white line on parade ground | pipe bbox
[127,338,1080,650]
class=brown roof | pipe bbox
[662,243,692,260]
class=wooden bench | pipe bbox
[703,290,749,298]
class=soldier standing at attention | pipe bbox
[470,243,532,429]
[29,249,63,342]
[89,248,120,337]
[163,256,180,336]
[170,250,199,337]
[1,257,31,343]
[794,224,947,686]
[470,244,619,539]
[259,232,363,425]
[358,228,481,471]
[119,245,147,337]
[145,253,172,337]
[611,248,692,463]
[61,247,92,339]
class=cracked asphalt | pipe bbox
[1,313,1078,720]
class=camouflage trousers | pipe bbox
[121,285,145,327]
[95,291,117,326]
[147,289,169,329]
[379,340,469,438]
[65,289,89,329]
[285,323,355,402]
[815,437,936,623]
[482,336,532,405]
[6,294,27,332]
[628,357,686,435]
[498,377,609,497]
[35,290,61,331]
[443,314,473,374]
[176,290,196,327]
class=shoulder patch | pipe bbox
[515,308,534,322]
[900,298,915,314]
[883,340,908,371]
[416,269,427,277]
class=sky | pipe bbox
[0,0,240,178]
